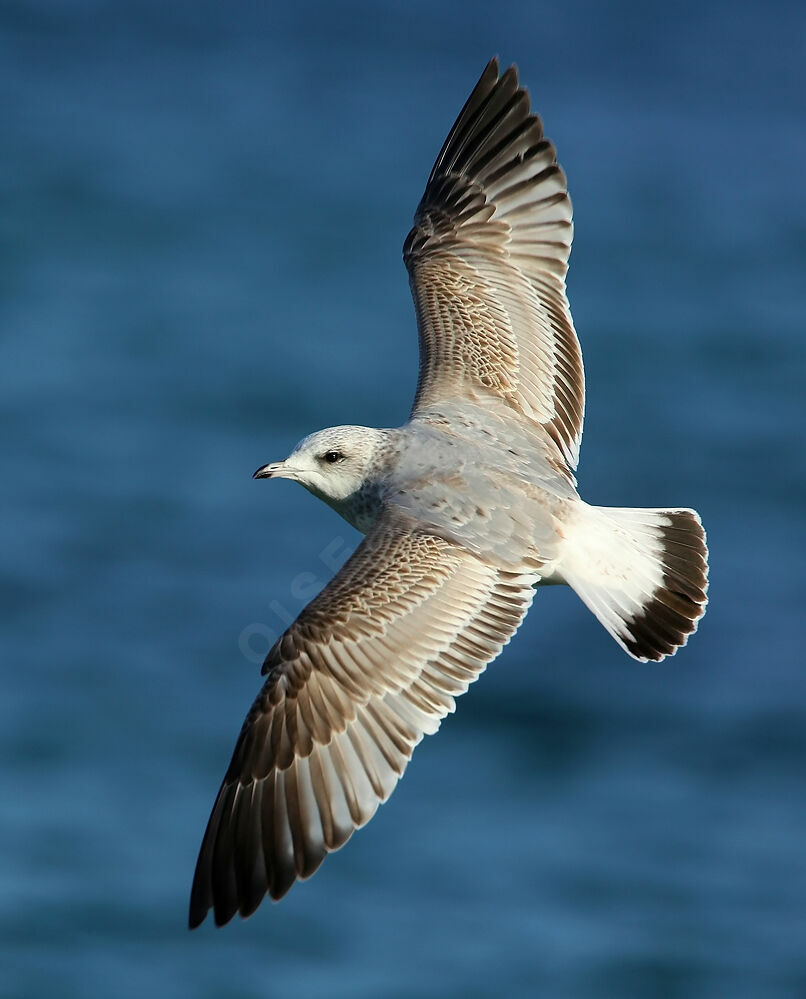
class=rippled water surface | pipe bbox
[2,2,805,996]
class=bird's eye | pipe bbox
[323,450,344,464]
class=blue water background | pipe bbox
[2,1,805,996]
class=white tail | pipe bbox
[554,503,708,662]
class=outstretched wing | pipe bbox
[405,58,584,472]
[189,512,535,927]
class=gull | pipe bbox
[189,59,708,928]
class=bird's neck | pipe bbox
[324,480,386,535]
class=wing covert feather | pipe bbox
[189,514,535,927]
[404,58,585,471]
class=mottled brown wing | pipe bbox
[189,513,535,927]
[404,59,584,472]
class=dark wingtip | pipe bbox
[189,874,215,929]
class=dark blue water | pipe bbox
[3,1,805,996]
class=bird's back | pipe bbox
[386,402,578,569]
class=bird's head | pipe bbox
[253,426,387,505]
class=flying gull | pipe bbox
[189,59,708,928]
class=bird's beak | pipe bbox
[253,461,292,480]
